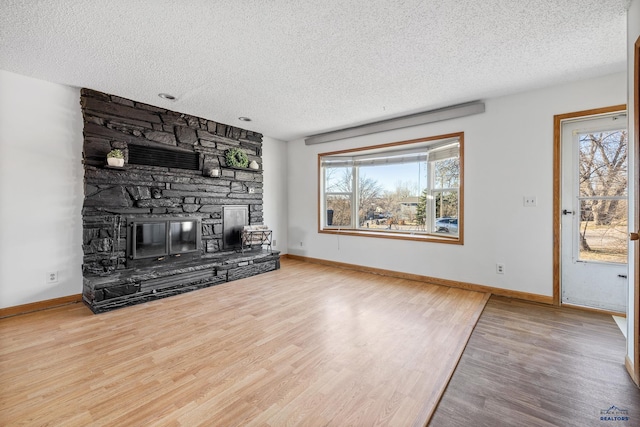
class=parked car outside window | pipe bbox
[435,217,458,233]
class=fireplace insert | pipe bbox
[126,217,201,267]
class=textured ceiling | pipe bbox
[0,0,630,141]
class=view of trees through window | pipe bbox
[578,129,628,263]
[321,135,462,239]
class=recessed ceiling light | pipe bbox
[238,117,252,122]
[158,93,176,100]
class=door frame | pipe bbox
[630,35,640,386]
[553,104,627,307]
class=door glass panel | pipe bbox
[578,198,628,263]
[578,130,628,197]
[577,128,628,264]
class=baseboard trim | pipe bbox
[0,294,83,319]
[626,355,640,387]
[285,255,553,304]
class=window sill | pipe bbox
[318,228,462,245]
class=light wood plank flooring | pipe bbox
[0,258,488,426]
[431,296,640,427]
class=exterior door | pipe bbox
[561,112,628,313]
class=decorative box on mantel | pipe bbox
[80,88,279,312]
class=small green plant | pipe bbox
[107,149,124,159]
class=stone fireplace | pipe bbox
[80,89,279,313]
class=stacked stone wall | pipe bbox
[81,88,264,274]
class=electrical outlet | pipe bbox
[46,271,59,284]
[300,241,304,248]
[523,196,536,207]
[496,263,505,274]
[273,239,276,247]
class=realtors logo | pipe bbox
[599,405,629,422]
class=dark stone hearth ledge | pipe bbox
[83,249,280,313]
[85,250,276,287]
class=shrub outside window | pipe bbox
[319,132,463,244]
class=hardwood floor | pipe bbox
[0,258,488,426]
[4,261,636,426]
[430,296,640,427]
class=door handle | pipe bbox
[562,209,574,215]
[630,232,639,241]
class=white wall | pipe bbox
[0,69,84,308]
[287,72,626,297]
[626,0,639,377]
[262,136,288,254]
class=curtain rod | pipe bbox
[304,101,485,145]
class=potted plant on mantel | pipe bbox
[106,149,125,167]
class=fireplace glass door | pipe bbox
[135,222,167,258]
[170,220,198,253]
[128,217,202,266]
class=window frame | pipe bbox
[317,132,464,245]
